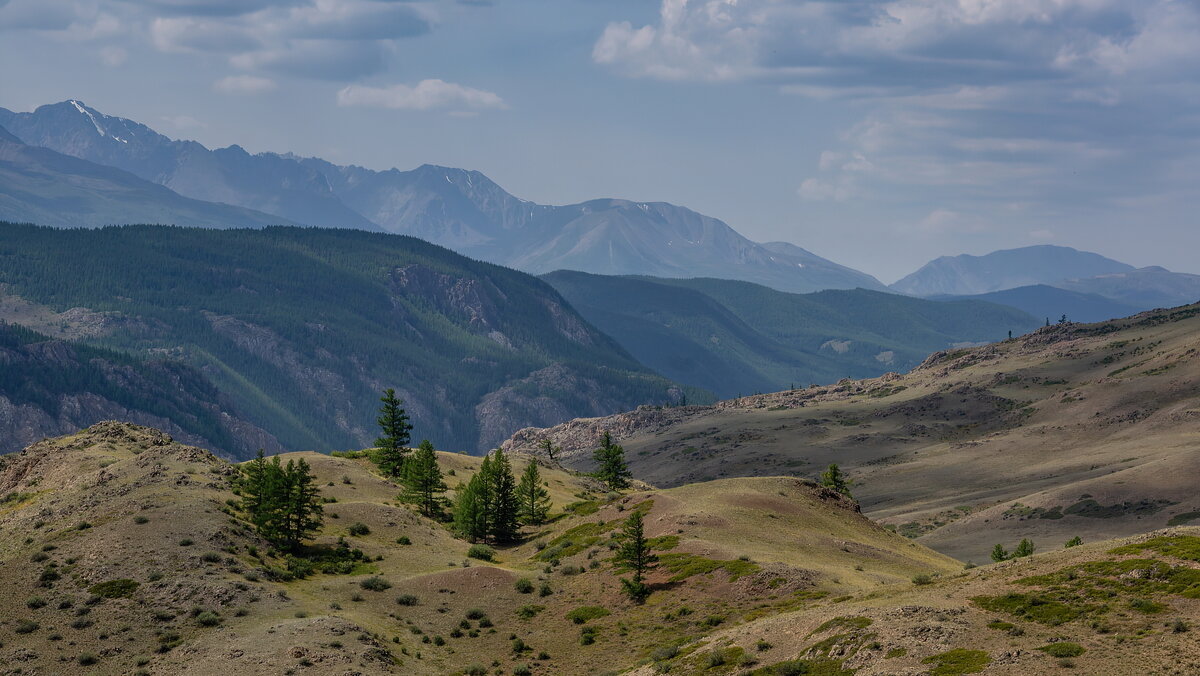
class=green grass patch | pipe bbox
[563,500,600,516]
[971,593,1082,626]
[749,658,855,675]
[88,579,139,599]
[1110,535,1200,562]
[921,649,990,675]
[810,616,872,635]
[1167,512,1200,526]
[566,606,610,624]
[658,553,760,582]
[886,647,907,659]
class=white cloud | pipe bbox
[213,74,277,94]
[337,79,506,112]
[161,114,207,130]
[1029,229,1056,241]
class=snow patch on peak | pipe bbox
[69,100,106,137]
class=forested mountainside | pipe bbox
[0,321,277,456]
[544,271,1040,398]
[0,223,702,457]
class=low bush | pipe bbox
[360,576,391,592]
[467,544,495,561]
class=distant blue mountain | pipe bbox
[892,245,1134,296]
[927,285,1143,324]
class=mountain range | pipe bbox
[0,101,883,294]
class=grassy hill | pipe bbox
[0,223,707,457]
[0,422,958,675]
[542,271,1040,398]
[504,303,1200,564]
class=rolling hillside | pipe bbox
[505,303,1200,563]
[543,271,1041,398]
[891,245,1134,296]
[0,422,959,675]
[0,223,702,456]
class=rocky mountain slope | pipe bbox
[0,322,277,457]
[0,422,959,675]
[504,302,1200,563]
[0,101,883,294]
[0,124,289,229]
[543,271,1040,398]
[891,245,1134,296]
[0,223,701,457]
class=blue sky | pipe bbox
[1,0,1198,281]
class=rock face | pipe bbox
[0,322,280,457]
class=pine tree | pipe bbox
[593,431,631,491]
[488,448,520,542]
[239,449,270,518]
[615,510,657,603]
[820,463,852,498]
[400,439,447,518]
[374,388,412,478]
[516,459,551,525]
[1013,538,1036,558]
[990,543,1009,562]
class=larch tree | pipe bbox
[516,459,551,525]
[401,439,447,518]
[615,510,657,603]
[593,431,631,491]
[374,388,412,479]
[820,463,852,498]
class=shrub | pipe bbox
[396,536,412,545]
[348,522,370,536]
[178,538,194,547]
[396,594,419,606]
[90,578,140,599]
[467,544,495,561]
[76,521,92,530]
[511,637,529,653]
[25,597,46,609]
[360,576,391,592]
[912,573,934,585]
[466,608,487,620]
[195,611,222,627]
[651,645,679,661]
[1038,643,1085,658]
[200,552,222,563]
[580,626,600,645]
[706,650,726,667]
[566,606,610,624]
[514,578,534,594]
[134,515,149,524]
[78,653,99,666]
[539,582,553,597]
[755,640,773,652]
[516,605,545,620]
[465,665,487,676]
[15,620,38,634]
[514,665,532,676]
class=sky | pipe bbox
[1,0,1198,282]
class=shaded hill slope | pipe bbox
[504,303,1200,563]
[543,271,1040,398]
[0,322,277,456]
[929,284,1144,324]
[0,223,703,456]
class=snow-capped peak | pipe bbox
[68,100,106,137]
